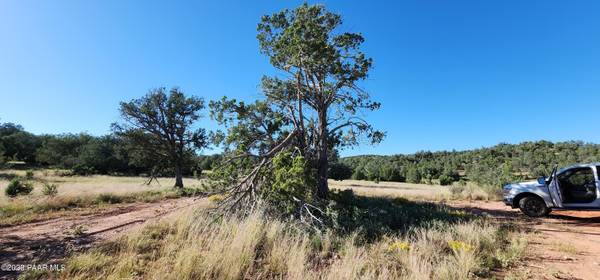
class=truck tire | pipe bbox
[518,195,550,217]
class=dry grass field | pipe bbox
[0,169,204,204]
[0,170,496,227]
[57,209,526,280]
[0,170,205,226]
[329,179,497,201]
[329,179,451,200]
[2,170,528,280]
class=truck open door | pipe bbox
[548,166,562,208]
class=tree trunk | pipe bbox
[316,108,329,199]
[174,163,184,188]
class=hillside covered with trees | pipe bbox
[332,141,600,188]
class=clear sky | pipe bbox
[1,0,600,156]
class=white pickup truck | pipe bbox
[503,163,600,217]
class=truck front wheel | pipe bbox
[518,195,550,217]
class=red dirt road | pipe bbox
[0,197,206,279]
[448,201,600,280]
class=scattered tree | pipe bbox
[113,87,208,188]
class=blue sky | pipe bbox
[1,0,600,156]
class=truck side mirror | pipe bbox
[537,176,547,185]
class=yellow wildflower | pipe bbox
[388,241,411,252]
[447,240,473,252]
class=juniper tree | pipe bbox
[210,3,383,209]
[113,87,207,188]
[257,3,383,198]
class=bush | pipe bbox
[42,183,59,196]
[328,162,352,181]
[351,167,366,180]
[439,174,453,186]
[72,164,95,176]
[380,165,404,182]
[405,167,421,183]
[5,179,34,197]
[25,170,34,180]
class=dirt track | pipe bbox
[448,201,600,280]
[0,197,206,279]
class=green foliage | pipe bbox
[351,167,366,180]
[72,163,95,176]
[341,141,600,190]
[380,164,404,182]
[113,87,209,188]
[438,174,453,186]
[42,183,59,196]
[255,3,383,198]
[34,133,143,175]
[405,166,421,183]
[0,123,40,163]
[0,142,5,167]
[328,162,353,181]
[262,152,315,215]
[5,178,33,197]
[25,170,34,180]
[196,154,221,171]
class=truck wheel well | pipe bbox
[512,192,543,208]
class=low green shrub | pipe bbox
[72,164,95,176]
[42,183,59,196]
[5,178,34,197]
[439,174,453,186]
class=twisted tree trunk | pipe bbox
[316,108,329,199]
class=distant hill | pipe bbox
[334,141,600,187]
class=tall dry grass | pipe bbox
[329,179,451,201]
[329,179,501,202]
[0,169,206,226]
[58,208,526,280]
[0,169,204,205]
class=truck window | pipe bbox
[557,167,597,203]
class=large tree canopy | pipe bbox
[0,123,40,163]
[210,3,383,215]
[257,3,384,198]
[113,87,208,188]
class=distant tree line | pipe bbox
[0,122,220,176]
[4,117,600,190]
[329,141,600,187]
